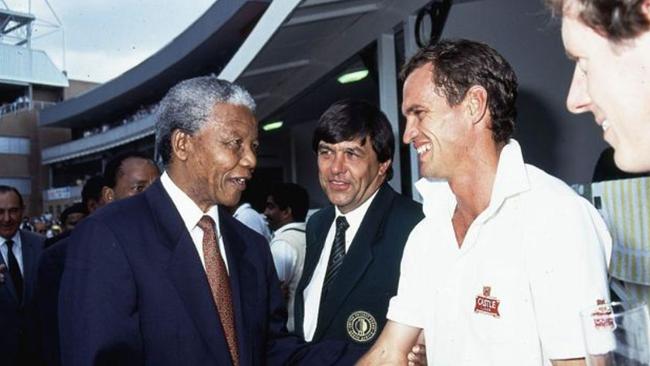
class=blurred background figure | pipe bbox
[232,188,272,242]
[264,182,309,332]
[0,185,45,366]
[35,151,159,366]
[58,203,87,233]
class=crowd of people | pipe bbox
[1,0,650,365]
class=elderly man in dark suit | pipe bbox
[294,100,424,350]
[0,185,44,366]
[59,76,361,366]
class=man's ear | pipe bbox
[464,85,488,125]
[642,0,650,22]
[101,186,114,204]
[171,129,193,162]
[378,159,392,176]
[281,206,293,222]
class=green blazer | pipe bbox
[294,184,423,348]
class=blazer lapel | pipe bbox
[301,207,334,288]
[294,207,334,337]
[20,231,36,303]
[314,184,394,339]
[146,180,231,365]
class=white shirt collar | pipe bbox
[415,139,530,221]
[334,186,380,234]
[160,171,220,235]
[275,221,306,234]
[1,231,21,247]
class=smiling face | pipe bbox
[402,64,471,180]
[561,1,650,172]
[316,137,389,214]
[180,103,258,210]
[0,191,22,240]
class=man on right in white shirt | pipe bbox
[357,39,612,366]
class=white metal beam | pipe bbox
[404,14,422,202]
[378,32,402,193]
[241,59,310,78]
[285,3,380,26]
[219,0,303,82]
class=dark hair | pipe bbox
[401,39,518,145]
[546,0,650,42]
[268,183,309,222]
[0,185,23,208]
[103,152,157,189]
[312,99,395,180]
[81,175,105,207]
[155,76,255,166]
[60,202,87,224]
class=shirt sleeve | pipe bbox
[270,239,298,283]
[526,195,611,360]
[386,222,428,329]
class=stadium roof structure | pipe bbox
[0,43,68,87]
[40,0,270,129]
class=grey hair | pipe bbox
[155,76,256,166]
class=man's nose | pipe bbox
[566,65,591,114]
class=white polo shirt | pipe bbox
[387,140,611,366]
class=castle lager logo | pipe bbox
[474,286,501,318]
[591,299,616,331]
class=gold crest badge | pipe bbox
[346,310,377,342]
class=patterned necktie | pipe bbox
[197,216,239,366]
[322,216,349,300]
[5,239,23,302]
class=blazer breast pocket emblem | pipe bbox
[346,310,377,342]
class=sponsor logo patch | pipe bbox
[591,299,616,331]
[346,310,377,342]
[474,286,501,318]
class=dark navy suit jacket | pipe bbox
[294,184,423,347]
[59,179,359,366]
[0,229,44,366]
[34,235,69,366]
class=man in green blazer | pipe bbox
[294,99,424,350]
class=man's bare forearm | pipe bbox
[356,321,421,366]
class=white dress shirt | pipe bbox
[270,221,307,332]
[160,172,229,273]
[233,203,272,242]
[0,231,23,274]
[302,189,380,341]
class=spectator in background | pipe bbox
[81,175,106,215]
[0,185,45,366]
[59,203,87,233]
[32,219,48,237]
[100,152,161,204]
[264,182,309,332]
[232,188,273,242]
[35,152,160,366]
[44,175,105,249]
